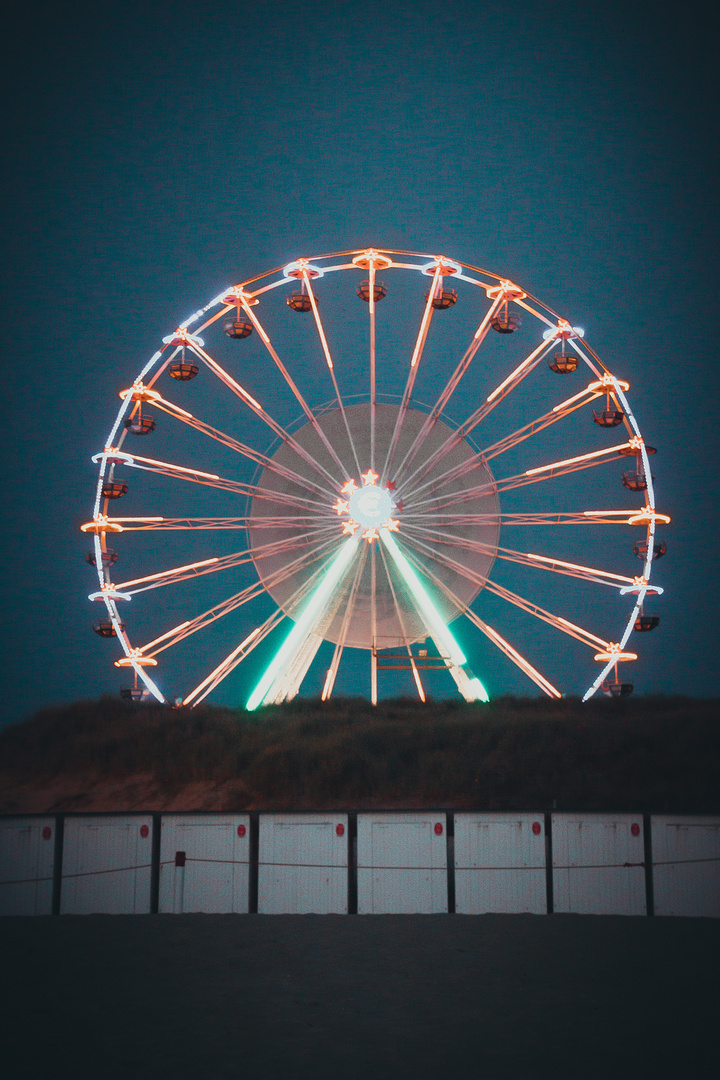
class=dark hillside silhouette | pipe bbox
[1,696,718,813]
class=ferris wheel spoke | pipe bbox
[302,272,364,477]
[321,543,368,701]
[104,515,330,531]
[377,539,426,702]
[482,578,610,651]
[406,554,561,698]
[391,290,507,484]
[481,388,605,463]
[123,453,333,512]
[183,607,287,707]
[237,293,353,480]
[512,296,558,328]
[380,265,441,485]
[151,397,332,499]
[506,551,634,588]
[404,382,604,503]
[399,531,609,652]
[141,534,342,657]
[123,455,255,494]
[399,510,654,527]
[116,527,338,595]
[467,616,562,698]
[369,260,377,471]
[404,440,633,513]
[567,336,606,380]
[190,340,341,487]
[99,507,650,535]
[143,581,270,657]
[402,522,635,589]
[397,337,557,496]
[370,542,378,704]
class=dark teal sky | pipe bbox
[2,0,718,723]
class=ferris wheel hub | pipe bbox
[348,484,393,530]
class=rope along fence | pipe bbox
[3,856,720,889]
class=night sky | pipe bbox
[2,0,718,725]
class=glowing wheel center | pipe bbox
[348,484,392,529]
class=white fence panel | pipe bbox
[258,814,348,914]
[652,816,720,917]
[357,813,447,914]
[158,814,250,913]
[158,815,249,913]
[552,814,646,915]
[61,816,153,914]
[0,817,55,916]
[454,813,547,914]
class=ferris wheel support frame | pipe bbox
[86,248,668,706]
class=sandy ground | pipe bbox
[0,773,251,814]
[0,773,485,812]
[2,914,717,1079]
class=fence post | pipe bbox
[544,811,554,914]
[249,812,259,914]
[643,813,654,917]
[446,813,455,914]
[348,813,358,915]
[150,813,161,914]
[51,814,64,916]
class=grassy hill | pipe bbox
[1,695,718,813]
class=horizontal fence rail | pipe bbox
[1,813,718,917]
[7,855,720,886]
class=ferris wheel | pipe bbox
[83,248,668,708]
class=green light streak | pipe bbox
[380,528,489,701]
[246,537,358,711]
[466,677,490,703]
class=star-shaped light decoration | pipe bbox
[386,479,396,490]
[333,473,401,541]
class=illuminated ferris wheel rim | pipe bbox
[84,247,668,708]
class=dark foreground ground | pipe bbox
[2,915,717,1079]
